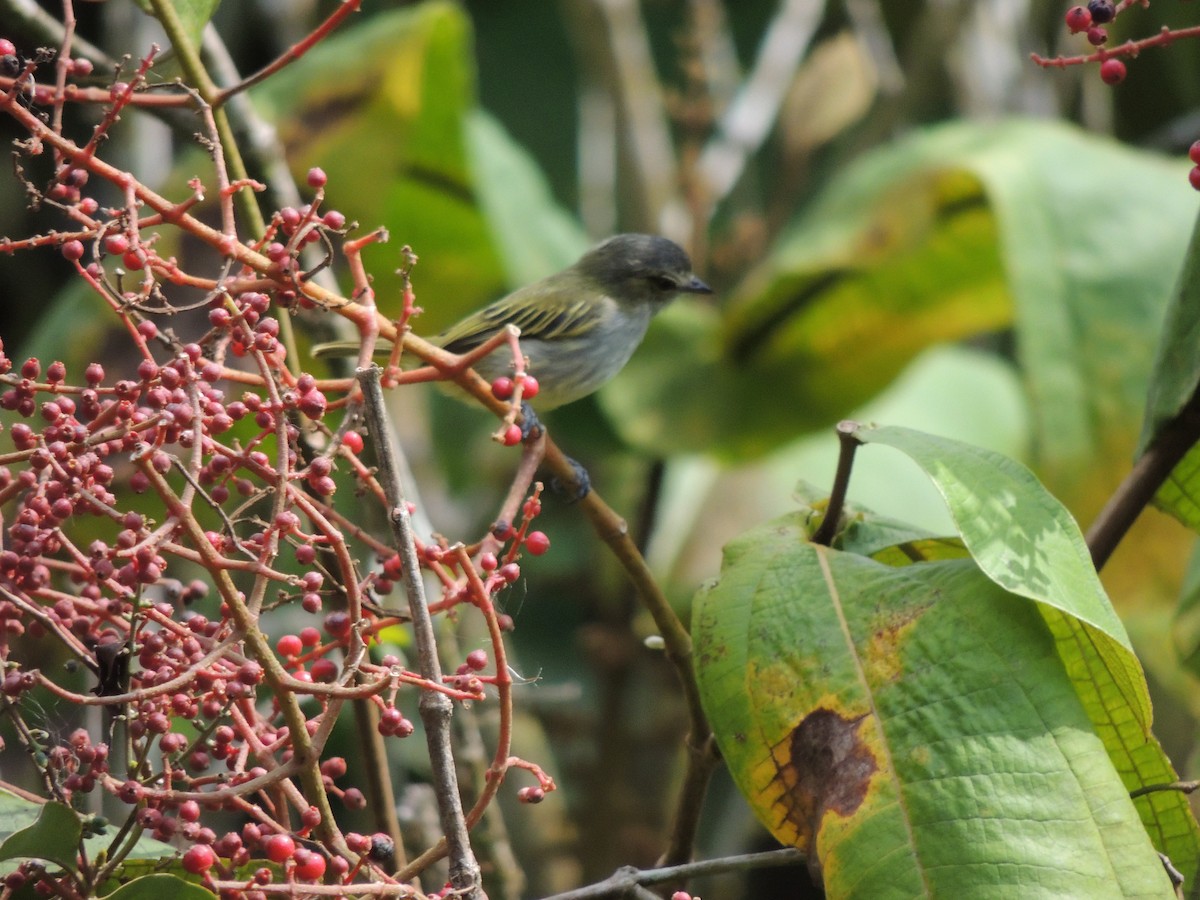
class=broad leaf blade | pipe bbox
[852,423,1200,884]
[0,799,81,875]
[694,518,1173,897]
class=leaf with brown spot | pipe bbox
[694,510,1176,898]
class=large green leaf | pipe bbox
[1137,194,1200,531]
[104,873,215,900]
[852,424,1200,885]
[605,120,1192,467]
[694,520,1174,897]
[0,798,81,875]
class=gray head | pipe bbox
[573,234,711,307]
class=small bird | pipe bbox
[315,234,711,411]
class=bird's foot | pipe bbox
[550,456,591,502]
[519,402,544,442]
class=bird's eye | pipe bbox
[649,275,677,292]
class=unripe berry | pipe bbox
[491,376,514,400]
[1064,5,1091,32]
[1099,58,1126,85]
[181,843,215,873]
[525,531,550,556]
[277,634,303,657]
[264,833,296,863]
[517,374,539,399]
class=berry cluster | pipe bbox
[0,29,556,897]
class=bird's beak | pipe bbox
[682,276,713,294]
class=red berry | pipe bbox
[465,649,488,671]
[276,634,303,657]
[61,240,85,261]
[294,850,326,881]
[306,167,327,188]
[264,833,296,863]
[524,531,550,556]
[1099,58,1126,85]
[491,376,514,400]
[343,430,363,454]
[179,800,201,822]
[123,249,145,270]
[310,658,338,682]
[182,843,216,873]
[0,39,15,56]
[104,234,129,255]
[1086,26,1107,46]
[517,374,539,399]
[1188,167,1200,192]
[299,626,321,647]
[1188,142,1200,166]
[1064,5,1091,32]
[500,424,522,446]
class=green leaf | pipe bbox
[606,120,1192,467]
[103,873,215,899]
[134,0,221,51]
[694,521,1174,897]
[852,424,1200,883]
[0,798,81,875]
[465,110,589,288]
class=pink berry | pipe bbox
[343,430,363,454]
[465,649,488,671]
[277,634,303,657]
[524,531,550,556]
[295,850,326,880]
[306,167,327,188]
[264,833,296,863]
[1099,58,1126,85]
[491,376,514,400]
[518,374,539,399]
[61,240,84,261]
[501,424,522,447]
[182,843,215,873]
[1064,5,1091,32]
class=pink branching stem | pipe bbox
[1032,24,1200,68]
[214,0,365,103]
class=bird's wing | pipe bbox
[437,280,604,352]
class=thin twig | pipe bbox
[357,366,482,898]
[541,437,719,869]
[1086,392,1200,571]
[811,420,862,547]
[1130,780,1200,799]
[538,847,807,900]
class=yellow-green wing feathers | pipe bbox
[436,279,604,352]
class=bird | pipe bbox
[314,233,711,412]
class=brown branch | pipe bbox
[812,420,862,547]
[357,366,482,898]
[541,437,719,868]
[1085,394,1200,571]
